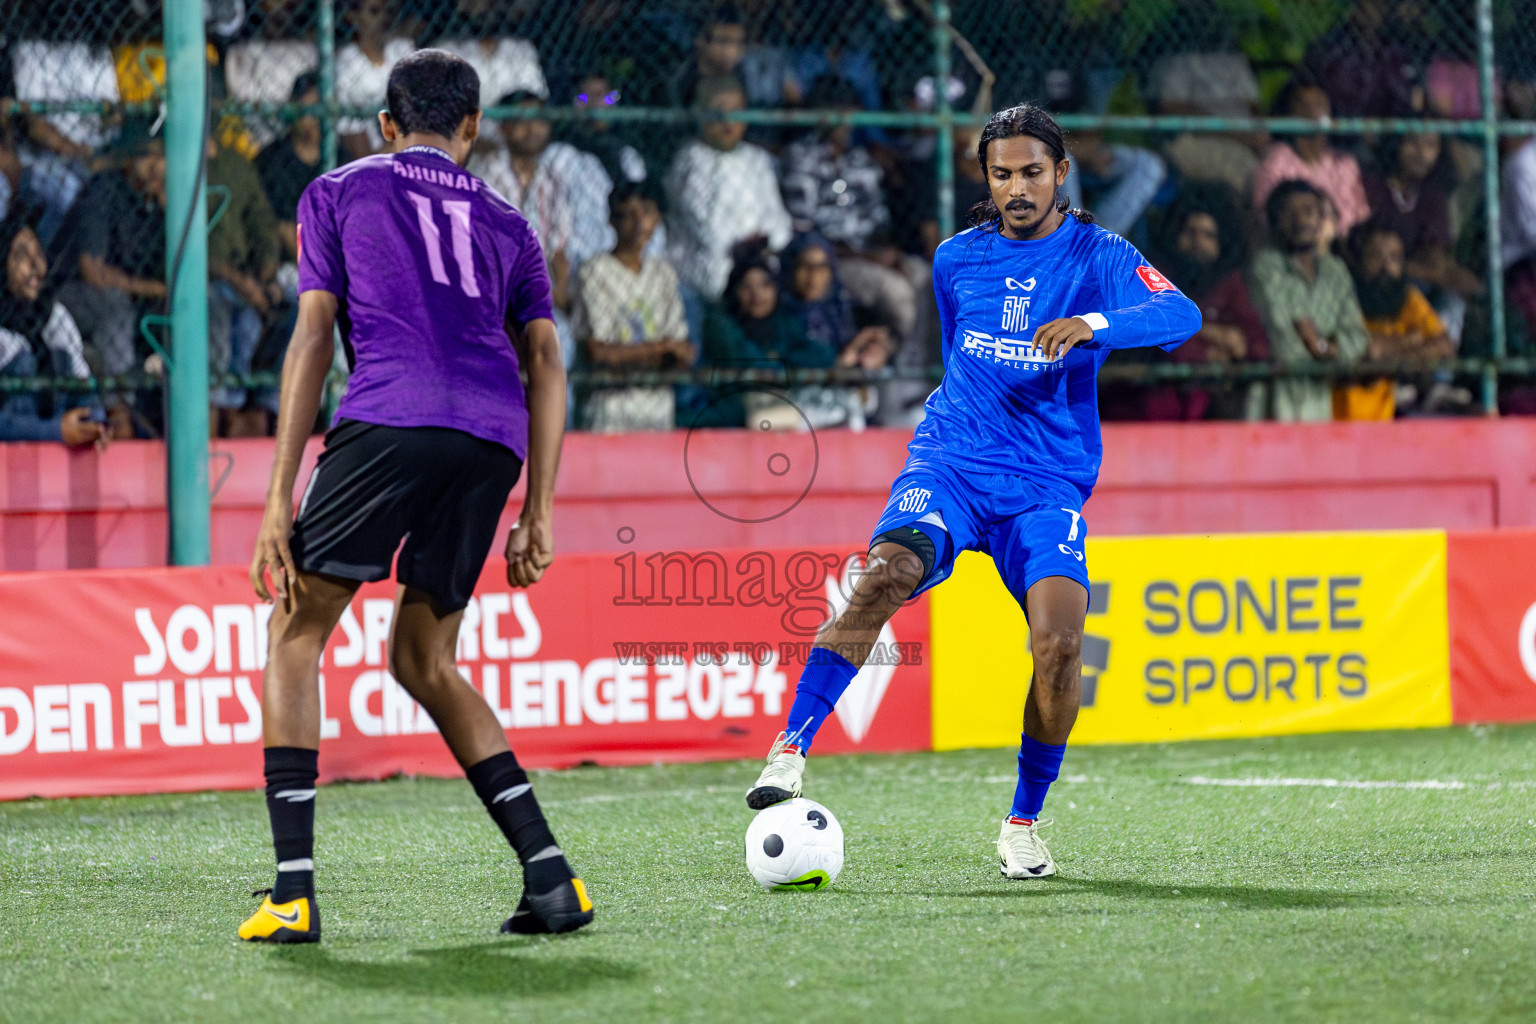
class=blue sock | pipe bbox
[782,647,860,753]
[1009,733,1067,821]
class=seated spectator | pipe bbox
[898,126,993,262]
[255,72,323,266]
[224,3,319,151]
[573,182,692,432]
[779,77,927,355]
[50,117,167,432]
[668,4,748,109]
[1248,180,1368,422]
[1363,129,1480,341]
[1147,185,1270,420]
[699,245,847,429]
[780,234,892,370]
[469,90,616,312]
[561,73,648,186]
[10,36,121,242]
[1252,73,1371,238]
[335,0,416,161]
[206,132,282,437]
[1339,221,1455,420]
[665,76,792,301]
[1044,70,1166,240]
[0,209,105,446]
[433,3,548,112]
[1150,43,1267,196]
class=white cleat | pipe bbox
[997,818,1056,879]
[746,731,806,810]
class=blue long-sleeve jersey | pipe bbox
[910,215,1202,501]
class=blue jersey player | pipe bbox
[747,105,1201,879]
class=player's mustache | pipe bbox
[1005,199,1034,213]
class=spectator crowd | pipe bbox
[6,0,1536,446]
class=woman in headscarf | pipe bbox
[0,207,106,445]
[694,240,854,428]
[779,233,894,371]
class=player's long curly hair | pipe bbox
[967,104,1094,230]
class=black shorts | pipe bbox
[290,418,523,612]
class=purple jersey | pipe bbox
[296,145,553,457]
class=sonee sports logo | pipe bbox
[1079,581,1111,709]
[896,487,931,514]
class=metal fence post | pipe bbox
[163,0,210,566]
[932,2,955,244]
[1477,0,1505,413]
[318,0,338,171]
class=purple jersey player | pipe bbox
[242,50,592,945]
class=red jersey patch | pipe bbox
[1136,265,1176,292]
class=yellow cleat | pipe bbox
[238,891,321,944]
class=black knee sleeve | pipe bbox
[870,526,936,581]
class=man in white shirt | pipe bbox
[467,90,617,312]
[664,75,792,300]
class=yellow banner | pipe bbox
[931,531,1450,749]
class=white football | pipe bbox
[744,797,844,891]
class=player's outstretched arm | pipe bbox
[506,316,565,588]
[250,290,337,603]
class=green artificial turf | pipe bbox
[3,726,1536,1023]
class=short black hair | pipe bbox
[1271,65,1327,117]
[291,70,320,101]
[386,49,480,138]
[1264,178,1324,233]
[1347,219,1404,262]
[701,2,745,34]
[608,178,665,221]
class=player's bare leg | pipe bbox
[999,575,1089,879]
[388,587,506,767]
[262,572,360,748]
[240,571,357,943]
[747,542,926,808]
[389,586,592,935]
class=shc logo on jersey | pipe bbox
[896,488,932,514]
[1137,265,1176,292]
[960,329,1063,369]
[1002,295,1030,333]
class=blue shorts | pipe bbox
[869,456,1090,608]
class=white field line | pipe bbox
[1183,776,1466,790]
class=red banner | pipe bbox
[0,549,930,799]
[1448,529,1536,723]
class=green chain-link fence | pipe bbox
[5,0,1536,439]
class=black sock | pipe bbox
[466,751,572,894]
[264,746,318,903]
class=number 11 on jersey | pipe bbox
[406,190,481,297]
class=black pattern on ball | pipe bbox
[762,833,784,857]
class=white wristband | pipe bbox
[1079,312,1109,334]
